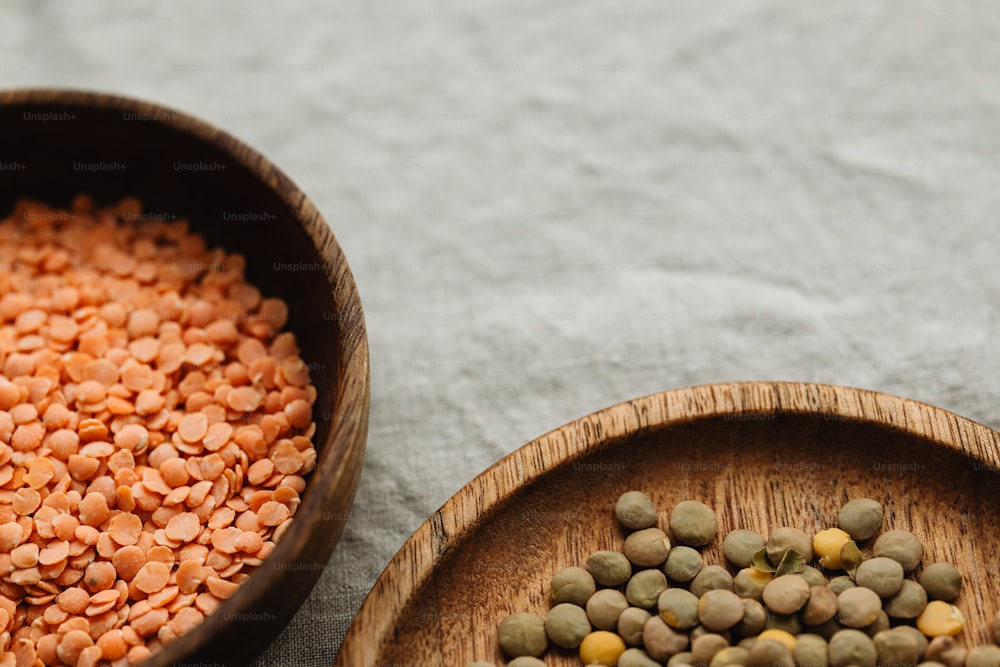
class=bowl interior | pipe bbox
[336,383,1000,666]
[0,90,369,666]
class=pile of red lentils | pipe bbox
[0,197,318,666]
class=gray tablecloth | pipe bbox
[4,1,1000,664]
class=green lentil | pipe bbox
[697,589,745,632]
[587,550,632,587]
[668,651,694,667]
[616,490,659,530]
[801,585,838,626]
[623,527,672,568]
[669,500,718,547]
[854,556,905,597]
[506,658,545,667]
[733,567,772,601]
[764,613,803,635]
[862,609,890,637]
[723,529,764,568]
[798,565,827,588]
[762,574,811,614]
[709,646,749,667]
[732,599,766,638]
[745,638,794,667]
[658,588,700,629]
[544,602,591,649]
[663,545,704,582]
[793,633,829,667]
[827,575,856,595]
[809,618,845,641]
[550,566,597,606]
[689,624,727,642]
[883,579,928,619]
[872,528,923,571]
[918,562,962,602]
[837,498,883,541]
[626,568,668,608]
[690,633,730,666]
[498,612,548,658]
[925,636,967,667]
[766,527,814,565]
[586,588,629,631]
[836,587,882,628]
[966,645,1000,667]
[617,606,651,646]
[892,625,928,659]
[828,628,878,667]
[873,628,921,666]
[643,615,689,661]
[618,647,661,667]
[690,564,734,597]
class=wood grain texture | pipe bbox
[336,382,1000,666]
[0,89,370,666]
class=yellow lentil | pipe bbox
[578,630,627,665]
[812,527,852,570]
[916,601,965,637]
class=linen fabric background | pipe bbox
[4,1,1000,664]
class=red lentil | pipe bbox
[0,198,319,665]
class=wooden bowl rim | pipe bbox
[1,87,371,665]
[335,381,1000,665]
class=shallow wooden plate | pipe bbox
[335,382,1000,666]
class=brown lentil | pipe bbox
[642,615,689,661]
[800,585,838,626]
[733,598,767,638]
[761,574,810,615]
[690,632,730,665]
[966,645,1000,667]
[746,637,795,667]
[623,528,671,568]
[0,198,318,665]
[925,635,966,667]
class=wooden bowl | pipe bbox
[0,89,370,666]
[336,382,1000,665]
